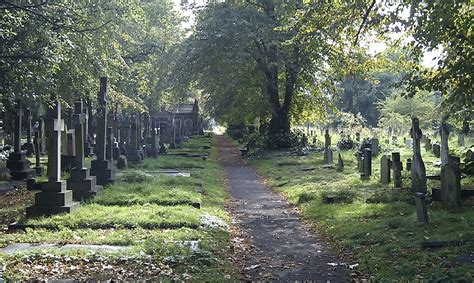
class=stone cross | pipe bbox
[392,152,402,188]
[96,77,108,161]
[380,155,391,184]
[410,117,427,193]
[46,101,64,183]
[73,100,86,169]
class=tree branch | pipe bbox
[353,0,376,46]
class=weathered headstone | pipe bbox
[380,155,391,184]
[336,153,344,172]
[371,138,379,156]
[432,143,441,158]
[424,138,432,152]
[406,158,412,171]
[411,118,427,193]
[126,115,143,163]
[392,152,402,188]
[440,155,461,209]
[83,106,94,157]
[440,123,450,165]
[414,192,429,223]
[361,148,372,179]
[6,100,35,180]
[26,99,78,216]
[323,129,333,165]
[90,77,116,186]
[68,99,102,200]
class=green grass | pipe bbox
[0,135,238,281]
[249,136,474,281]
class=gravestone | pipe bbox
[126,115,143,163]
[440,123,450,166]
[24,108,34,156]
[90,77,116,186]
[361,148,372,179]
[424,138,432,152]
[61,127,76,172]
[356,150,364,173]
[323,129,333,165]
[392,152,402,188]
[68,99,102,200]
[432,143,441,158]
[26,99,79,216]
[336,153,344,172]
[38,118,46,155]
[6,100,35,180]
[414,192,429,223]
[440,155,461,209]
[83,106,94,157]
[380,155,391,184]
[33,131,42,175]
[411,118,427,193]
[371,138,379,156]
[406,158,412,171]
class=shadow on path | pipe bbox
[217,135,350,281]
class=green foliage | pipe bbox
[266,130,304,150]
[377,89,438,131]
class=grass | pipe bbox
[0,134,238,281]
[249,134,474,281]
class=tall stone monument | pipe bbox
[323,129,333,165]
[90,77,116,186]
[26,99,78,216]
[68,99,102,200]
[6,100,35,180]
[410,117,428,223]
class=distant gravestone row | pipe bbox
[1,76,205,217]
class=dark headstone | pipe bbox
[406,158,412,171]
[380,155,391,184]
[392,152,402,188]
[117,155,128,169]
[432,143,441,158]
[127,115,144,163]
[414,192,429,223]
[336,153,344,172]
[68,99,102,201]
[6,100,35,180]
[361,148,372,179]
[90,77,116,186]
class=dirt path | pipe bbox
[217,135,350,281]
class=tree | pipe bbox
[174,0,378,138]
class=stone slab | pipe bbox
[0,243,130,254]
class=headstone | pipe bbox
[424,138,432,152]
[33,130,42,175]
[90,77,116,186]
[323,129,333,165]
[83,106,94,157]
[371,138,379,156]
[26,99,79,216]
[6,100,35,180]
[117,155,128,169]
[356,150,364,173]
[380,155,391,184]
[440,155,461,209]
[406,158,412,171]
[392,152,402,188]
[24,108,34,156]
[126,115,143,163]
[361,148,372,179]
[414,192,429,223]
[68,99,102,200]
[411,118,427,193]
[440,123,450,166]
[432,143,441,158]
[336,153,344,172]
[61,128,76,172]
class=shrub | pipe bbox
[337,137,356,150]
[266,130,304,149]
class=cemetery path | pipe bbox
[217,135,350,281]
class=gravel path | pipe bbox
[217,135,350,281]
